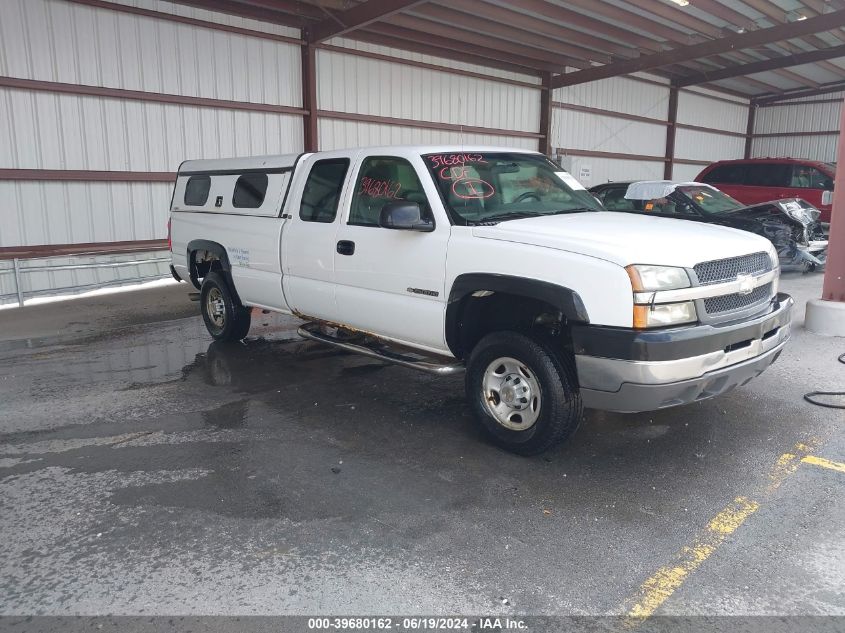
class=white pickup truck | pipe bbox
[169,145,793,454]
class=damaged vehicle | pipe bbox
[589,180,828,270]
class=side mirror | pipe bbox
[379,201,434,232]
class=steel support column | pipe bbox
[301,43,318,153]
[539,73,553,156]
[806,98,845,335]
[744,102,756,159]
[664,85,679,180]
[821,103,845,302]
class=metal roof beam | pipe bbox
[407,4,611,63]
[754,80,845,105]
[306,0,427,43]
[493,0,663,53]
[386,13,588,69]
[350,29,542,76]
[175,0,309,28]
[676,44,845,86]
[552,10,845,88]
[434,0,638,59]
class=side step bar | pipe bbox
[297,322,464,376]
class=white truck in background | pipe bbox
[169,146,793,455]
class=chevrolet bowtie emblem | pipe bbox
[736,273,755,295]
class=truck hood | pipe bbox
[471,211,773,268]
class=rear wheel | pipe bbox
[200,271,251,341]
[466,330,582,455]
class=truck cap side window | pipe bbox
[349,156,432,227]
[299,158,350,223]
[184,175,211,206]
[232,173,268,208]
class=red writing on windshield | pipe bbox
[452,179,495,200]
[359,177,402,199]
[439,166,470,180]
[429,153,487,169]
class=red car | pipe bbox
[696,158,835,223]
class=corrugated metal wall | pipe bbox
[552,78,749,187]
[752,93,843,162]
[0,0,303,250]
[673,88,748,182]
[551,74,670,187]
[316,39,541,151]
[0,0,762,306]
[0,0,305,305]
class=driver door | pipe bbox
[333,154,450,353]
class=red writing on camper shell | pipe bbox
[359,177,402,199]
[429,153,488,169]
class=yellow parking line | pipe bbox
[624,497,759,622]
[623,441,820,625]
[802,455,845,474]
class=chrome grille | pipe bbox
[693,252,771,285]
[703,282,773,315]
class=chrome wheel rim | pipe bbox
[481,356,542,431]
[206,287,226,328]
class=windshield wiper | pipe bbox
[478,207,596,224]
[476,211,540,223]
[547,207,596,215]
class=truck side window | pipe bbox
[350,156,431,227]
[233,173,268,208]
[184,175,211,206]
[299,159,350,223]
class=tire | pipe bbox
[200,271,251,342]
[466,330,582,456]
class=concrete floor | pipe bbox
[0,274,843,621]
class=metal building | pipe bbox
[3,0,845,305]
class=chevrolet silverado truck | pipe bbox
[169,146,793,455]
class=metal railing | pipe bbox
[0,252,171,307]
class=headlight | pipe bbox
[633,301,697,328]
[765,244,780,270]
[626,265,691,291]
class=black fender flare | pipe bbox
[445,273,590,357]
[186,240,242,305]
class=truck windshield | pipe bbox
[422,152,601,224]
[676,185,744,215]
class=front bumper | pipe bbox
[572,293,793,413]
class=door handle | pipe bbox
[337,240,355,256]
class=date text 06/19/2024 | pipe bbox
[306,617,527,630]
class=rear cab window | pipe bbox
[299,159,350,223]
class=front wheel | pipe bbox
[200,271,251,341]
[466,330,582,455]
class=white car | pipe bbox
[169,146,793,455]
